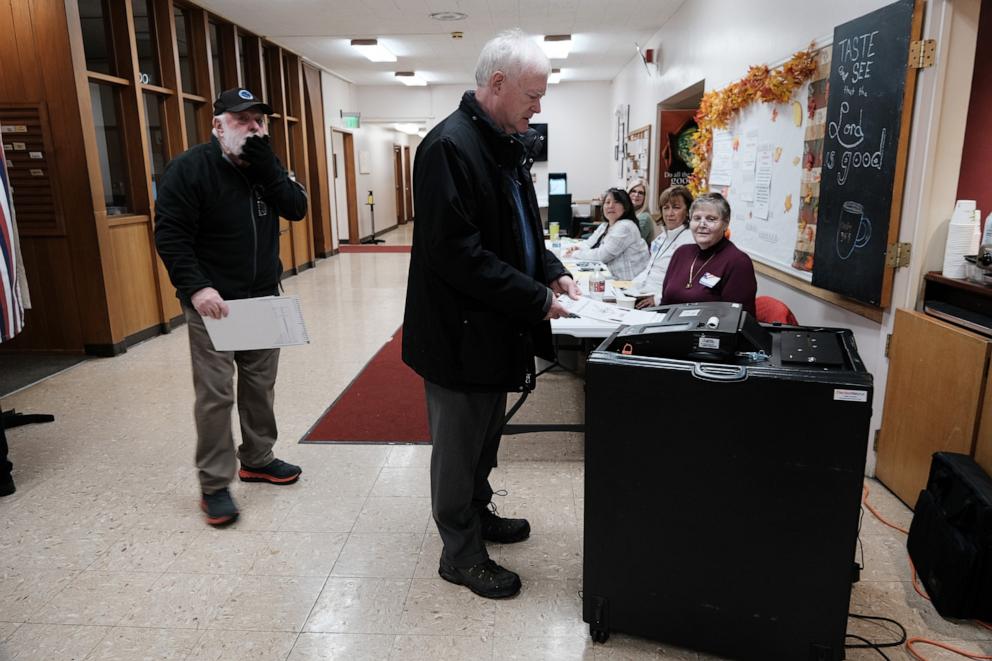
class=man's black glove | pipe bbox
[241,134,282,185]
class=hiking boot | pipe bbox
[0,475,14,497]
[480,503,530,544]
[239,458,301,485]
[438,558,521,599]
[200,487,239,527]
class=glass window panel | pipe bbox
[183,101,201,149]
[283,54,296,117]
[143,93,168,199]
[174,6,195,93]
[261,47,272,104]
[131,0,159,85]
[89,82,131,214]
[79,0,115,75]
[237,34,247,87]
[286,123,297,172]
[209,22,223,100]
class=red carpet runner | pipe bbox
[301,328,430,444]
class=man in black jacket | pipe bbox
[155,88,307,527]
[402,29,580,598]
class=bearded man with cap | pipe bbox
[155,88,308,527]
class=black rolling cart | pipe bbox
[582,305,873,660]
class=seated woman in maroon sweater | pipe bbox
[661,192,757,316]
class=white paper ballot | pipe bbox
[202,296,310,351]
[558,295,664,326]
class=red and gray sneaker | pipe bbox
[238,458,302,485]
[200,487,239,527]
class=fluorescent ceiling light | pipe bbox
[350,38,396,62]
[395,71,427,86]
[541,35,571,60]
[394,123,422,135]
[548,68,562,84]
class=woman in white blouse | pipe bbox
[564,188,648,280]
[632,185,695,308]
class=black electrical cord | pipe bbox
[846,612,907,659]
[846,633,891,659]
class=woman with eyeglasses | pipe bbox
[631,185,696,309]
[563,188,649,280]
[660,192,757,315]
[627,179,654,244]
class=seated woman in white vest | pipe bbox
[632,185,696,308]
[563,187,648,280]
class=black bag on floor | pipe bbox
[907,452,992,621]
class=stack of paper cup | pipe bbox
[942,200,979,278]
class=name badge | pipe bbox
[699,272,721,288]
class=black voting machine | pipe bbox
[583,302,873,660]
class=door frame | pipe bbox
[393,146,405,225]
[403,145,413,222]
[332,129,360,243]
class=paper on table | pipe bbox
[558,295,663,326]
[203,296,310,351]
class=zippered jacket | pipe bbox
[154,135,307,306]
[401,91,569,393]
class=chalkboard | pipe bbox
[812,0,921,305]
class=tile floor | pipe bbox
[1,223,990,660]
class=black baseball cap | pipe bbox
[213,88,274,116]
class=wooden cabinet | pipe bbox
[876,308,991,506]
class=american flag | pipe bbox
[0,123,25,342]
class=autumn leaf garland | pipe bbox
[688,45,818,196]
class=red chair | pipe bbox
[755,296,798,325]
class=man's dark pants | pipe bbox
[425,380,507,568]
[1,407,12,489]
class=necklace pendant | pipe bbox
[685,282,692,289]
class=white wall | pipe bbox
[354,82,612,203]
[609,0,982,474]
[353,125,420,239]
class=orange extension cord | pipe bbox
[861,483,992,660]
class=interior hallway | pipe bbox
[0,222,988,661]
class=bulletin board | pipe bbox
[624,125,651,184]
[710,45,831,283]
[706,0,923,309]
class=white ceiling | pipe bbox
[194,0,686,85]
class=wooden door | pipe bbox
[403,146,413,222]
[876,309,991,506]
[303,64,333,256]
[393,146,404,225]
[973,364,992,478]
[342,132,359,243]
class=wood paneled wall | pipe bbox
[0,0,326,354]
[0,0,112,353]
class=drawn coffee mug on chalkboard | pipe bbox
[836,201,872,260]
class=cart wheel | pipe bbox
[590,627,609,644]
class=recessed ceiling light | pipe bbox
[430,11,468,21]
[394,123,423,135]
[541,35,571,60]
[395,71,428,86]
[350,38,396,62]
[548,68,561,84]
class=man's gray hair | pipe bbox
[475,28,550,87]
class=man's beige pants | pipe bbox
[185,307,279,494]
